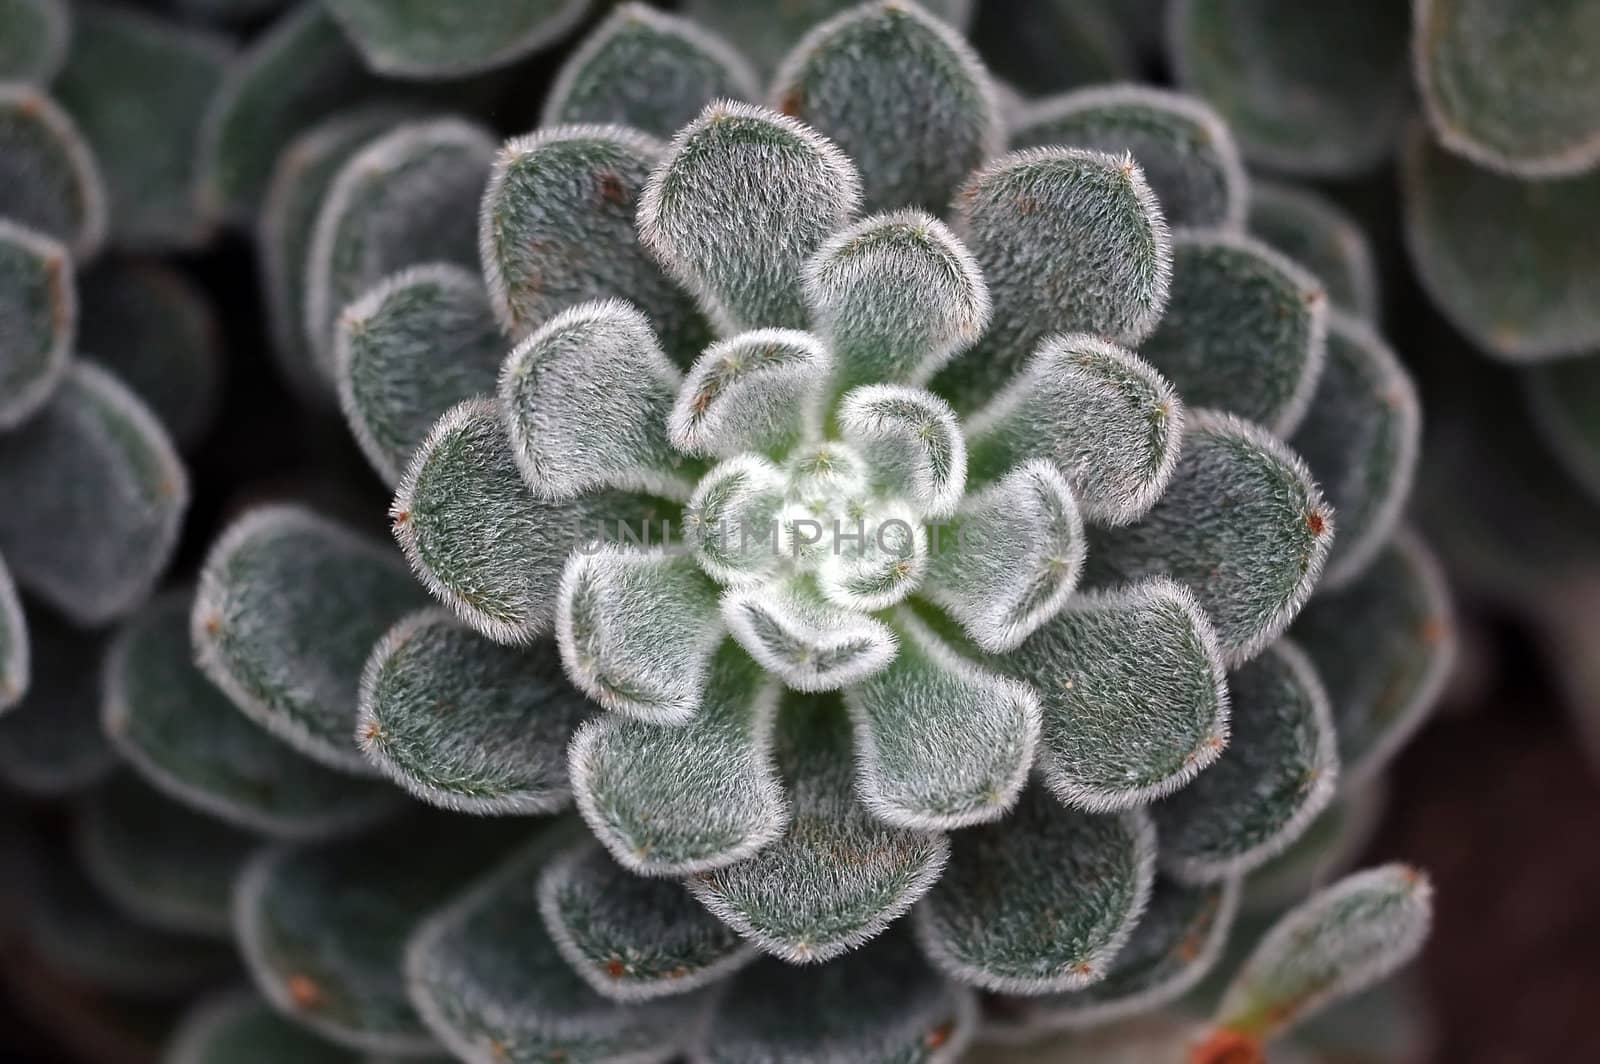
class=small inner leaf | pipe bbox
[1248,180,1380,320]
[837,384,967,518]
[683,455,789,587]
[667,328,830,459]
[0,84,106,259]
[0,219,73,431]
[722,581,898,693]
[323,0,590,78]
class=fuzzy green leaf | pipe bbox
[1154,641,1339,883]
[76,773,254,940]
[721,580,898,692]
[668,330,830,459]
[501,299,692,501]
[236,817,520,1055]
[691,927,977,1063]
[480,125,709,362]
[0,361,187,625]
[1141,231,1328,436]
[684,0,973,76]
[406,829,691,1064]
[803,209,989,399]
[391,399,666,645]
[772,0,1000,214]
[0,608,115,795]
[1011,85,1246,230]
[0,552,24,712]
[324,0,588,79]
[79,258,223,448]
[1086,411,1334,666]
[1171,0,1410,176]
[682,455,788,587]
[305,117,494,375]
[358,610,591,815]
[0,0,70,83]
[543,3,759,140]
[569,642,786,876]
[916,785,1156,994]
[165,991,363,1064]
[1214,864,1433,1044]
[838,384,967,518]
[260,107,405,402]
[1006,577,1229,813]
[0,83,105,260]
[105,594,398,840]
[965,333,1183,527]
[1527,355,1600,504]
[688,697,948,964]
[933,148,1171,406]
[1248,180,1380,321]
[1416,0,1600,178]
[193,504,428,775]
[1294,532,1455,790]
[540,836,754,1000]
[923,460,1084,653]
[1244,784,1387,913]
[1402,129,1600,362]
[1291,314,1419,586]
[54,6,230,250]
[335,263,502,486]
[968,0,1134,97]
[0,219,72,430]
[638,101,863,334]
[198,2,379,222]
[813,498,932,612]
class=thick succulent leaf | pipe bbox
[165,991,364,1064]
[1415,0,1600,178]
[0,608,115,795]
[1294,532,1455,789]
[1141,231,1328,436]
[1086,411,1334,666]
[683,0,973,76]
[975,1016,1208,1064]
[771,0,1000,214]
[969,0,1134,97]
[846,610,1038,830]
[106,593,399,840]
[1527,356,1600,504]
[260,107,405,402]
[324,0,587,78]
[540,836,754,1000]
[1154,642,1339,883]
[722,581,897,692]
[1170,0,1410,176]
[76,773,253,940]
[0,553,24,712]
[0,84,105,259]
[668,329,829,459]
[543,3,759,139]
[934,147,1171,406]
[500,299,691,501]
[569,642,787,875]
[682,455,788,587]
[79,258,223,448]
[193,504,428,775]
[1006,578,1230,813]
[986,877,1240,1037]
[803,209,989,398]
[916,786,1156,994]
[1245,784,1387,912]
[198,2,379,222]
[0,0,70,82]
[923,461,1083,654]
[1291,314,1420,586]
[0,361,187,626]
[0,219,72,431]
[1248,180,1380,321]
[688,697,948,964]
[813,498,932,612]
[335,263,502,486]
[305,117,494,374]
[838,385,967,518]
[556,546,723,724]
[1011,85,1246,230]
[690,928,976,1064]
[965,333,1183,527]
[1213,864,1433,1044]
[358,610,590,814]
[236,817,521,1055]
[1402,129,1600,362]
[53,6,229,250]
[405,830,690,1064]
[391,399,667,645]
[638,100,863,334]
[480,125,709,362]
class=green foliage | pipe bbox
[0,83,106,259]
[1244,784,1386,913]
[323,0,589,79]
[682,0,973,76]
[1248,180,1380,321]
[670,331,830,459]
[165,991,362,1064]
[0,0,69,83]
[969,0,1134,97]
[0,218,72,430]
[53,6,231,250]
[1526,355,1600,504]
[0,607,115,795]
[0,361,187,625]
[721,576,897,691]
